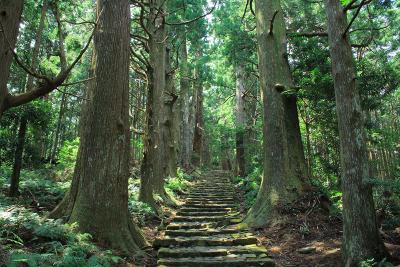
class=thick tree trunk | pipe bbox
[164,47,178,178]
[244,0,304,227]
[235,64,246,177]
[139,0,175,208]
[285,96,308,182]
[323,0,388,265]
[50,0,147,253]
[0,0,24,118]
[179,32,191,170]
[9,0,48,197]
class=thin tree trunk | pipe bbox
[235,64,246,177]
[192,63,204,168]
[9,0,48,197]
[179,32,191,170]
[50,0,68,164]
[323,0,388,264]
[50,0,147,253]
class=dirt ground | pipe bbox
[251,194,400,267]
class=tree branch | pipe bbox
[287,31,328,37]
[343,0,367,37]
[165,1,217,26]
[6,29,94,109]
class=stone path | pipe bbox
[154,170,274,266]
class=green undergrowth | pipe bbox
[0,209,123,267]
[233,167,261,209]
[165,168,193,197]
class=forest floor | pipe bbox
[1,168,400,267]
[249,193,400,267]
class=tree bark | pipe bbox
[50,0,147,253]
[323,0,388,265]
[139,0,175,208]
[164,46,178,177]
[192,64,204,168]
[9,0,48,197]
[0,0,24,117]
[50,0,68,164]
[179,32,191,170]
[244,0,304,227]
[235,64,246,177]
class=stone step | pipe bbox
[187,194,234,198]
[186,194,234,200]
[186,197,235,202]
[180,207,235,212]
[165,228,240,237]
[184,203,237,209]
[166,222,215,230]
[158,244,268,257]
[173,215,241,222]
[176,210,230,216]
[154,234,258,247]
[158,255,275,267]
[185,201,236,205]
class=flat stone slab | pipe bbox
[173,215,241,222]
[184,203,237,209]
[165,228,240,237]
[177,211,230,217]
[180,207,235,212]
[154,234,258,247]
[166,222,215,230]
[158,244,269,257]
[158,255,275,267]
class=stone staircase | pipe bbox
[154,170,274,267]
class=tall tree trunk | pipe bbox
[139,0,175,208]
[0,0,24,118]
[192,64,204,168]
[9,0,48,197]
[304,104,313,177]
[164,46,178,177]
[324,0,388,265]
[50,0,68,164]
[235,64,246,177]
[244,0,304,227]
[50,0,147,253]
[179,32,191,170]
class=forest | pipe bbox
[0,0,399,266]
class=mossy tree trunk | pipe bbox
[50,0,147,253]
[323,0,388,265]
[244,0,305,227]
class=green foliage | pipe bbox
[58,138,80,169]
[233,168,262,209]
[165,168,192,194]
[1,208,122,267]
